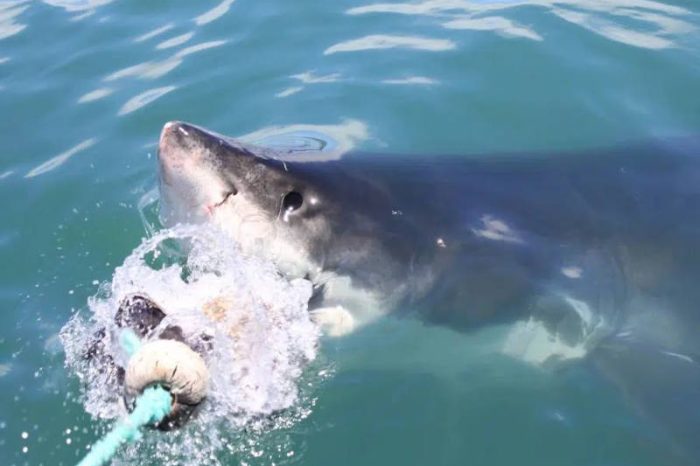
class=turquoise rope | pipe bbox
[76,330,173,466]
[119,329,143,358]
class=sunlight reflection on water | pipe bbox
[346,0,695,50]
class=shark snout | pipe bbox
[157,121,236,222]
[159,121,197,170]
[159,120,183,150]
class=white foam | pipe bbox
[61,223,322,461]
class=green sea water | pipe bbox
[1,0,700,465]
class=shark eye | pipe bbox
[283,191,303,211]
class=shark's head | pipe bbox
[158,121,336,280]
[157,121,420,307]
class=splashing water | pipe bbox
[61,223,324,464]
[76,331,171,466]
[77,385,172,466]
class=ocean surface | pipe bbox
[1,0,700,465]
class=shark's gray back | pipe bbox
[295,139,700,332]
[329,138,700,463]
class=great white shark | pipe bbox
[157,121,700,462]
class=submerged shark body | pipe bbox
[158,121,700,462]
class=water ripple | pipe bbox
[42,0,112,12]
[443,16,542,41]
[175,39,227,57]
[382,76,438,85]
[24,138,97,179]
[240,120,370,161]
[347,0,689,17]
[552,8,672,49]
[194,0,236,26]
[324,34,455,54]
[276,71,342,98]
[77,87,113,104]
[0,1,28,41]
[118,86,176,116]
[98,38,226,119]
[104,58,182,82]
[105,40,227,83]
[291,71,341,83]
[275,86,303,98]
[133,23,174,43]
[156,32,194,50]
[347,0,695,50]
[69,10,95,21]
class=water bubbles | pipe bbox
[19,430,30,454]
